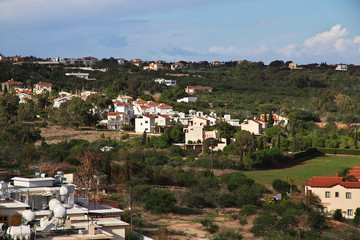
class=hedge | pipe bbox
[292,148,320,160]
[316,148,360,155]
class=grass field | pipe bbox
[242,155,360,187]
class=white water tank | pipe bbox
[49,199,61,211]
[7,225,31,240]
[22,210,35,222]
[59,186,68,196]
[54,204,66,218]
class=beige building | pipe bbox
[240,119,267,135]
[185,86,213,94]
[33,81,52,94]
[184,117,220,144]
[306,167,360,219]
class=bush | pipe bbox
[143,188,176,214]
[240,205,258,216]
[272,179,290,193]
[212,230,243,240]
[206,223,219,233]
[121,133,130,140]
[333,209,343,221]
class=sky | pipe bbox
[0,0,359,64]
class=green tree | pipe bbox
[143,188,176,214]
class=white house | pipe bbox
[177,97,198,103]
[116,58,125,65]
[154,78,177,87]
[145,101,159,114]
[53,95,74,108]
[107,112,126,130]
[335,64,347,71]
[224,114,241,127]
[135,115,156,133]
[114,102,134,118]
[65,72,96,80]
[240,119,267,135]
[156,104,174,115]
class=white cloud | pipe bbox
[304,24,348,47]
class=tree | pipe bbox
[234,132,255,161]
[76,151,101,197]
[333,209,343,221]
[354,207,360,225]
[52,97,99,128]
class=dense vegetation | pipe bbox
[2,59,360,239]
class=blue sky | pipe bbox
[0,0,359,64]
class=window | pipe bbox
[145,121,148,123]
[335,192,339,197]
[346,192,351,199]
[348,209,353,216]
[325,191,330,198]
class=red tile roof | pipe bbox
[188,86,213,90]
[146,101,159,106]
[340,182,360,188]
[143,115,155,119]
[306,177,343,187]
[157,104,173,109]
[108,112,123,116]
[159,115,170,119]
[140,105,150,109]
[116,102,133,106]
[134,99,147,104]
[113,100,120,104]
[2,80,23,85]
[34,81,52,86]
[119,96,133,99]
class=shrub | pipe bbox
[121,133,130,140]
[143,188,176,214]
[212,230,243,240]
[272,179,290,193]
[240,205,258,216]
[206,223,219,233]
[333,209,343,221]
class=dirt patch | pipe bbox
[37,125,155,145]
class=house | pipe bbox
[185,86,213,94]
[130,59,142,67]
[156,115,171,127]
[114,102,134,119]
[335,64,347,71]
[171,62,184,70]
[65,72,96,80]
[145,101,160,114]
[156,104,174,115]
[224,114,241,127]
[240,119,267,135]
[117,95,133,103]
[53,95,74,108]
[1,79,23,92]
[107,112,126,130]
[33,81,52,94]
[135,115,156,133]
[154,78,177,87]
[305,167,360,219]
[148,62,164,71]
[116,58,125,65]
[82,56,98,66]
[7,56,23,62]
[177,97,198,103]
[211,61,224,66]
[260,114,289,126]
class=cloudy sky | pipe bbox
[1,0,359,64]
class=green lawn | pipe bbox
[242,155,360,187]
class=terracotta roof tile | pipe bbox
[134,99,147,104]
[157,104,173,108]
[34,81,52,86]
[306,177,343,187]
[143,115,155,119]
